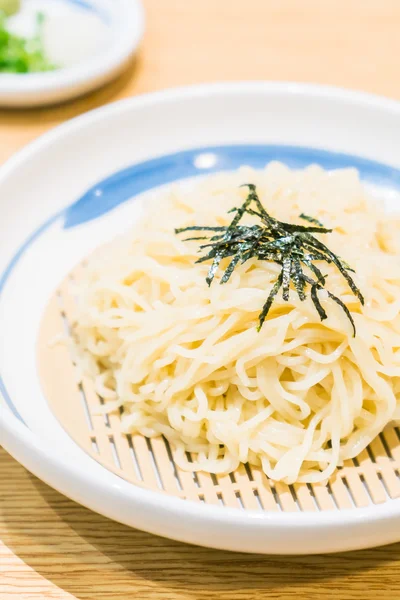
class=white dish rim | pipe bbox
[2,81,400,553]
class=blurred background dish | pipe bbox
[0,0,144,107]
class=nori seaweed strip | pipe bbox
[195,247,219,264]
[337,257,356,273]
[303,233,364,304]
[282,256,292,301]
[175,226,226,233]
[221,253,243,284]
[246,207,331,234]
[311,285,328,321]
[256,251,283,262]
[276,223,332,234]
[258,272,284,331]
[301,244,332,262]
[303,274,357,336]
[241,183,271,221]
[292,260,307,301]
[260,235,295,251]
[175,183,364,335]
[244,206,270,222]
[327,291,356,337]
[206,253,224,286]
[300,213,325,227]
[238,228,266,263]
[302,258,326,285]
[226,193,253,233]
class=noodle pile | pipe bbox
[74,163,400,484]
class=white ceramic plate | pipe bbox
[1,82,400,554]
[0,0,144,107]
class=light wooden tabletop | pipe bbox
[2,1,400,598]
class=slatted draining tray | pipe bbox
[37,265,400,513]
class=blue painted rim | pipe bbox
[65,0,95,12]
[59,0,108,22]
[2,143,400,424]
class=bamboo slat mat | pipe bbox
[36,267,400,513]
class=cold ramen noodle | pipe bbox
[73,163,400,485]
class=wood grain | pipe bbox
[2,0,400,598]
[37,277,400,512]
[2,448,400,600]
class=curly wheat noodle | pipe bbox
[73,163,400,485]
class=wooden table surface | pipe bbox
[2,1,400,598]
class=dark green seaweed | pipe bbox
[176,184,363,335]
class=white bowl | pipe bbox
[1,82,400,554]
[0,0,144,107]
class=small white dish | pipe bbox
[1,82,400,554]
[0,0,144,107]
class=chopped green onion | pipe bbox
[0,10,57,73]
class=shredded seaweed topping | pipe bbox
[175,184,364,336]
